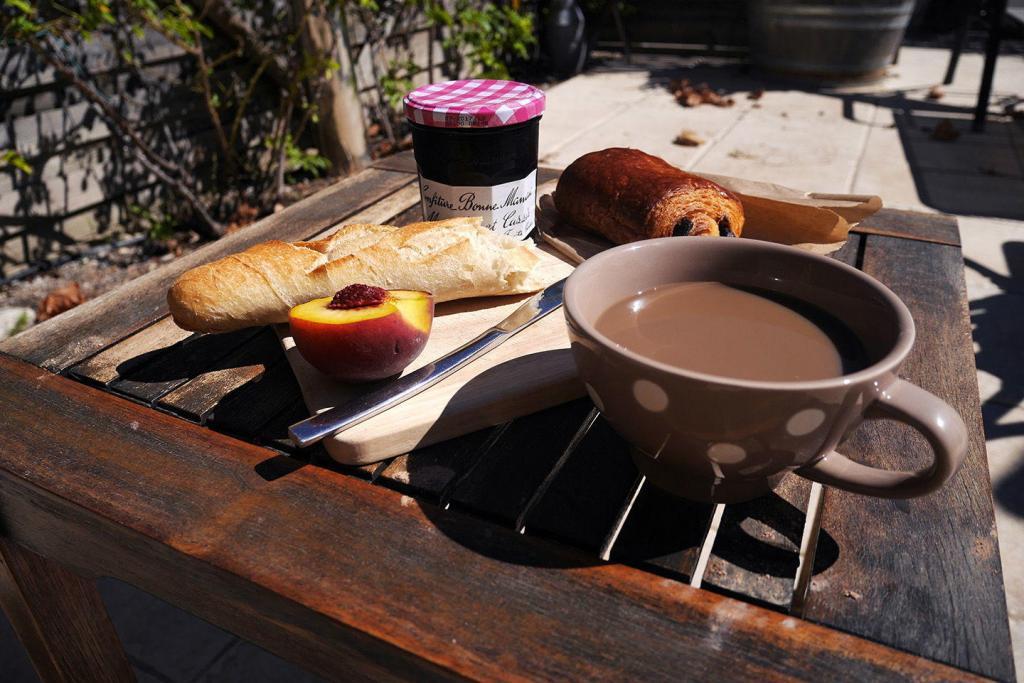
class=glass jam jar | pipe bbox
[404,79,545,240]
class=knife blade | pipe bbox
[288,278,567,448]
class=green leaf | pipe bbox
[7,311,32,337]
[426,1,535,79]
[4,0,34,15]
[1,150,32,175]
[284,138,330,179]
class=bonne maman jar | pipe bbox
[404,79,545,240]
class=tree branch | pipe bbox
[192,35,235,172]
[31,35,224,238]
[228,57,270,153]
[191,0,292,90]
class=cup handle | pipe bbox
[796,378,968,498]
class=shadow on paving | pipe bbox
[966,243,1024,518]
[890,111,1024,220]
[632,58,1024,220]
[986,402,1024,519]
[0,578,325,682]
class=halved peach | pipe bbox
[289,286,434,382]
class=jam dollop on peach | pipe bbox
[289,285,434,382]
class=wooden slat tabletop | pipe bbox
[804,236,1011,673]
[0,157,1014,682]
[0,356,987,682]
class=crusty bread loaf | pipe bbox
[168,217,546,333]
[554,148,745,242]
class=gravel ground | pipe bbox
[1,175,337,337]
[0,240,196,311]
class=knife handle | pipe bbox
[288,328,508,448]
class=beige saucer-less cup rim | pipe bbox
[563,237,968,499]
[569,239,916,391]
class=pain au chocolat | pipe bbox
[553,148,744,241]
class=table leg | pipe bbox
[0,539,134,682]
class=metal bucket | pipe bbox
[748,0,915,82]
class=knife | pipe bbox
[288,278,567,448]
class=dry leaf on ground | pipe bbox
[670,78,735,108]
[372,140,395,159]
[673,130,705,146]
[37,282,86,322]
[931,119,960,142]
[224,202,261,234]
[727,149,758,160]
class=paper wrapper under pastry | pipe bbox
[699,172,882,253]
[536,174,882,264]
[553,148,745,241]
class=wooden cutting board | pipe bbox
[280,175,878,465]
[279,244,581,465]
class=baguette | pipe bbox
[554,148,745,241]
[168,217,546,333]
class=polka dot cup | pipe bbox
[563,237,967,503]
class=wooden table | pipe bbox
[0,154,1015,682]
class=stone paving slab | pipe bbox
[851,106,928,209]
[97,578,240,681]
[983,401,1024,680]
[0,609,37,682]
[854,108,1024,213]
[197,640,326,683]
[542,90,749,171]
[539,67,659,164]
[692,93,876,192]
[898,116,1022,179]
[925,172,1024,219]
[851,47,1024,94]
[962,216,1024,298]
[969,289,1024,409]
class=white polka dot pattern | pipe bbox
[633,379,669,412]
[786,408,827,436]
[707,442,747,464]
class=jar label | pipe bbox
[418,170,537,240]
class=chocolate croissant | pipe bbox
[554,148,744,242]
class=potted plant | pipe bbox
[748,0,916,82]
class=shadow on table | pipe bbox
[714,492,840,579]
[399,351,839,580]
[114,328,271,385]
[965,242,1024,517]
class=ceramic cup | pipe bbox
[563,237,967,503]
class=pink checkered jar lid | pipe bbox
[404,79,546,129]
